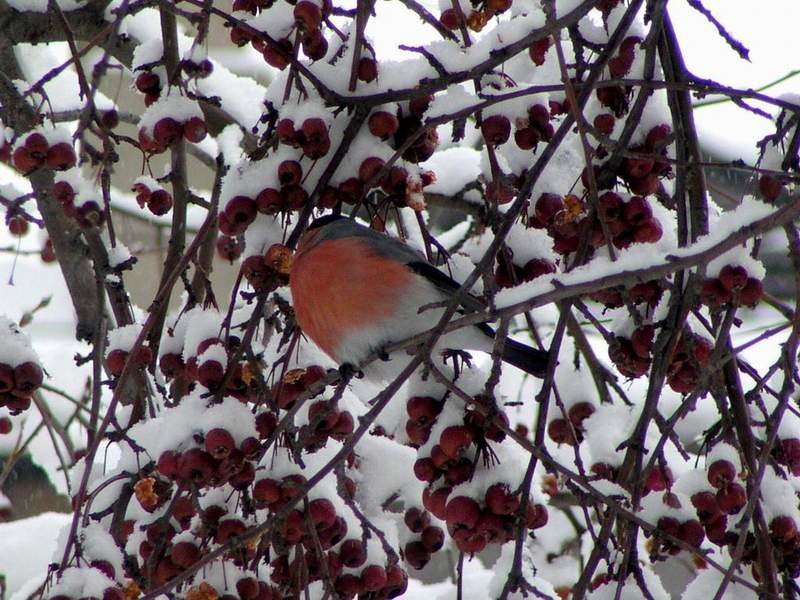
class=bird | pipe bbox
[289,214,550,379]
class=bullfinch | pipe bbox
[289,215,549,378]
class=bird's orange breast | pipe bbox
[290,237,414,362]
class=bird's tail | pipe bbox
[501,338,550,378]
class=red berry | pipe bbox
[177,448,216,486]
[403,507,430,533]
[7,216,29,237]
[357,57,378,82]
[439,8,459,30]
[481,115,511,146]
[13,361,43,395]
[594,113,615,135]
[439,425,473,458]
[171,541,200,568]
[485,483,519,516]
[421,525,445,552]
[444,495,481,530]
[302,30,329,61]
[277,160,302,186]
[534,193,564,225]
[770,515,798,543]
[716,482,747,514]
[739,278,763,306]
[547,418,577,445]
[236,577,259,600]
[45,142,76,171]
[358,156,385,183]
[368,111,399,140]
[13,146,39,174]
[677,519,705,547]
[707,459,737,488]
[205,428,235,459]
[152,118,184,148]
[308,497,337,529]
[514,126,541,150]
[106,349,128,377]
[262,39,293,70]
[339,539,367,568]
[256,187,284,214]
[41,239,57,263]
[156,450,179,477]
[633,218,662,243]
[183,116,207,143]
[196,358,225,390]
[568,402,595,428]
[525,502,548,529]
[361,565,388,592]
[294,0,322,31]
[758,174,783,201]
[225,195,257,233]
[403,540,430,569]
[528,38,550,65]
[406,396,440,425]
[691,491,721,523]
[147,189,173,216]
[253,478,281,505]
[135,72,161,94]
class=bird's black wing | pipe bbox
[406,261,494,337]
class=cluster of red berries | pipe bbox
[154,431,259,493]
[12,131,76,174]
[228,0,341,69]
[494,254,556,289]
[652,512,705,556]
[547,401,595,446]
[442,488,547,555]
[480,102,554,155]
[592,37,642,118]
[401,506,445,569]
[0,360,44,414]
[159,335,253,401]
[241,243,292,293]
[300,398,355,451]
[608,324,654,379]
[273,541,408,599]
[275,117,332,160]
[382,95,438,165]
[406,395,547,555]
[587,279,665,309]
[252,469,408,598]
[271,365,326,410]
[138,112,207,154]
[594,192,663,249]
[134,71,164,107]
[132,179,174,216]
[53,176,105,228]
[106,345,153,378]
[687,459,746,547]
[665,332,713,394]
[528,192,584,254]
[439,0,512,34]
[699,264,763,308]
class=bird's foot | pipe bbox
[442,349,474,376]
[338,362,363,381]
[377,347,391,362]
